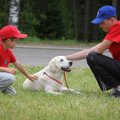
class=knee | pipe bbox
[7,74,16,85]
[86,52,98,64]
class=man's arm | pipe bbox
[66,40,112,61]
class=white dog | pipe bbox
[23,56,80,95]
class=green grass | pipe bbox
[0,66,120,120]
[20,36,98,46]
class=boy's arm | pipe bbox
[0,67,16,74]
[13,61,38,81]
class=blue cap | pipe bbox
[91,5,117,24]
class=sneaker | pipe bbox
[2,86,16,95]
[110,89,120,98]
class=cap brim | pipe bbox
[91,18,105,24]
[14,34,28,39]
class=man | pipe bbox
[66,5,120,97]
[0,25,37,95]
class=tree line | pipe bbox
[0,0,119,42]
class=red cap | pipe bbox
[0,25,28,40]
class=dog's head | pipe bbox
[49,56,73,72]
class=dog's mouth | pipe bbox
[61,67,71,72]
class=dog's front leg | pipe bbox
[45,85,62,95]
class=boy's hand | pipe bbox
[27,74,38,81]
[7,68,17,75]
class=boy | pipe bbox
[0,25,37,95]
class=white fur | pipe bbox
[23,56,80,95]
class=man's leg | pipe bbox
[0,72,16,95]
[86,52,120,91]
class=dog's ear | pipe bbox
[49,61,57,72]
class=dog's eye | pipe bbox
[60,59,63,62]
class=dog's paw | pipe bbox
[52,92,62,95]
[68,88,81,95]
[73,90,81,95]
[46,91,63,95]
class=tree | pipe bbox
[0,0,9,27]
[3,0,119,41]
[112,0,117,7]
[82,0,90,42]
[8,0,20,26]
[72,0,78,41]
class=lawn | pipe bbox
[19,36,98,46]
[0,66,120,120]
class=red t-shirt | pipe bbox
[0,43,16,67]
[104,21,120,61]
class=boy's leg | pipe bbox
[0,72,16,95]
[86,52,120,91]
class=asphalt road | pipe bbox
[13,46,112,68]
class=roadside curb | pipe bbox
[16,45,91,51]
[16,44,110,53]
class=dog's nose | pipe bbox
[69,61,73,66]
